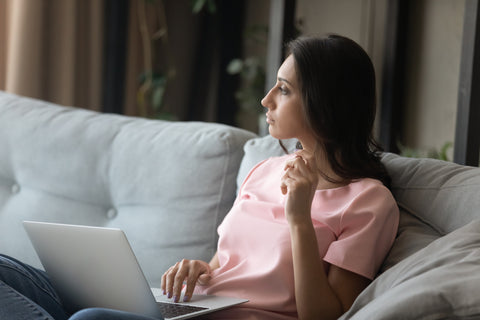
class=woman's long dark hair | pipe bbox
[286,34,391,187]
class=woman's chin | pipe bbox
[268,126,277,138]
[268,127,289,140]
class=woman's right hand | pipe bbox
[161,259,212,303]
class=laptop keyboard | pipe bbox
[157,301,208,318]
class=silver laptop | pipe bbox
[23,221,247,319]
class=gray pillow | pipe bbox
[382,153,480,234]
[341,219,480,319]
[380,209,440,273]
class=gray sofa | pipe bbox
[1,91,479,319]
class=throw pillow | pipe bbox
[340,219,480,319]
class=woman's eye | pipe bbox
[278,86,288,95]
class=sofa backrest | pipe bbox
[0,91,256,286]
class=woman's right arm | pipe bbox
[161,252,219,302]
[208,252,220,270]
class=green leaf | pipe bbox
[439,141,453,161]
[152,86,165,110]
[192,0,207,14]
[226,59,243,74]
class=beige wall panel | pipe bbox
[403,0,464,155]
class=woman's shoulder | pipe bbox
[313,178,395,213]
[318,177,389,196]
[343,179,398,223]
[344,178,395,205]
[352,178,393,197]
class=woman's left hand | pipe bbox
[280,150,319,225]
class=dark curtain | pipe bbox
[103,0,128,114]
[102,0,246,125]
[186,1,245,125]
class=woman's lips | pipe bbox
[266,114,274,124]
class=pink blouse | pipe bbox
[195,155,399,319]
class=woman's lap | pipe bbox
[0,254,69,320]
[70,308,162,320]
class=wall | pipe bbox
[403,0,464,158]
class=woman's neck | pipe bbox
[299,139,349,190]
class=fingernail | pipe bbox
[173,295,179,303]
[167,292,172,299]
[162,290,166,295]
[183,295,189,302]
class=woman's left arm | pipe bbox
[289,221,370,319]
[281,154,370,320]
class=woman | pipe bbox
[0,34,398,320]
[161,34,399,320]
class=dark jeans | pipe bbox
[0,254,162,320]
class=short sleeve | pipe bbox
[323,184,399,279]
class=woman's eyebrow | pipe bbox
[278,77,293,86]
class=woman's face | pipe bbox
[261,55,312,142]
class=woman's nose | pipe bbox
[260,96,267,108]
[261,87,274,109]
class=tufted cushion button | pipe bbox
[11,184,20,194]
[106,208,117,219]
